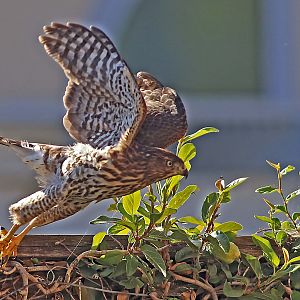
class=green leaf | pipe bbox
[274,205,287,214]
[99,266,114,277]
[255,186,278,194]
[109,260,127,278]
[175,246,198,262]
[126,255,140,276]
[167,175,183,194]
[119,277,144,289]
[223,280,245,297]
[275,230,288,245]
[117,202,133,221]
[141,244,166,276]
[255,215,272,223]
[122,190,141,215]
[91,232,106,250]
[286,189,300,202]
[223,177,248,192]
[174,263,193,274]
[263,198,275,210]
[252,235,280,267]
[97,250,124,266]
[90,215,120,225]
[170,229,196,248]
[244,254,262,278]
[264,264,300,286]
[168,185,198,209]
[282,221,295,230]
[215,221,243,233]
[292,212,300,221]
[266,160,280,170]
[178,216,205,225]
[292,290,300,300]
[107,223,129,235]
[178,143,196,162]
[182,127,219,143]
[155,208,177,223]
[146,229,170,241]
[280,165,295,175]
[221,191,231,203]
[211,232,230,252]
[201,192,219,223]
[137,206,150,219]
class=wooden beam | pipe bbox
[14,235,277,259]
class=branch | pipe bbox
[169,271,218,300]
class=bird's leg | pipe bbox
[2,200,90,259]
[0,224,21,248]
[2,222,35,258]
[0,224,21,264]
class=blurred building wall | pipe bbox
[0,0,299,235]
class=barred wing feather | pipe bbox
[39,22,146,149]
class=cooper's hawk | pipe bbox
[0,23,187,258]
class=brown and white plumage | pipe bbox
[0,22,188,257]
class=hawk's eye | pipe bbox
[166,160,173,167]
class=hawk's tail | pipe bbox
[0,136,35,149]
[0,136,67,186]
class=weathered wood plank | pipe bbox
[14,235,277,259]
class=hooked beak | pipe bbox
[182,168,189,179]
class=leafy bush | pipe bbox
[77,127,300,299]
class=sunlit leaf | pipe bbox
[266,160,280,171]
[286,189,300,202]
[202,192,218,223]
[178,216,205,225]
[215,221,243,233]
[292,212,300,221]
[122,190,141,215]
[255,215,272,223]
[211,232,230,252]
[223,177,248,193]
[182,127,219,144]
[263,198,275,210]
[280,165,295,176]
[252,235,280,267]
[108,224,130,235]
[90,215,120,225]
[155,208,177,223]
[255,186,278,194]
[167,175,183,194]
[178,143,196,162]
[168,185,198,209]
[275,230,288,246]
[141,244,166,276]
[91,232,106,250]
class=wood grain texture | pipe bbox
[15,235,280,259]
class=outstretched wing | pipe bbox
[135,72,187,148]
[39,22,146,149]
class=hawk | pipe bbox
[0,23,187,258]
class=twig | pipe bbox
[65,249,128,283]
[169,271,218,300]
[69,282,149,297]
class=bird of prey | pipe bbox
[0,23,187,258]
